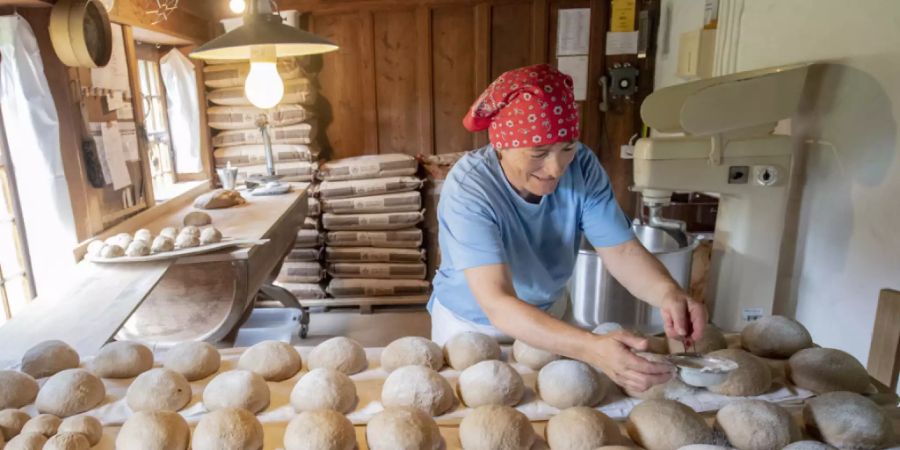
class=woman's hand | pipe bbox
[659,287,708,345]
[585,329,674,392]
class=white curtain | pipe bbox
[0,15,77,296]
[159,49,202,173]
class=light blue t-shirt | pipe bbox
[428,143,635,325]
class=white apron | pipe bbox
[430,294,569,346]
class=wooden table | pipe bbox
[0,183,308,366]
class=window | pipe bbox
[0,113,35,325]
[137,58,177,198]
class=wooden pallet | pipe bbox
[298,295,429,313]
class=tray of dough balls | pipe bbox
[84,212,269,263]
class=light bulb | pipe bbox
[229,0,245,14]
[245,62,284,109]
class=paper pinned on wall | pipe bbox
[99,121,132,190]
[91,23,129,92]
[105,91,126,111]
[606,31,640,55]
[117,104,134,120]
[557,56,589,101]
[557,8,591,56]
[119,122,140,162]
[89,123,111,184]
[611,0,637,32]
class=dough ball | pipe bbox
[741,316,812,358]
[5,432,47,450]
[106,233,132,249]
[238,340,302,381]
[284,409,356,450]
[459,404,534,450]
[0,371,38,409]
[366,406,442,450]
[512,339,560,370]
[669,326,727,354]
[443,332,501,370]
[677,446,735,450]
[179,225,200,237]
[458,360,524,407]
[90,341,153,379]
[58,415,102,446]
[134,228,152,243]
[381,336,443,372]
[546,407,622,449]
[100,244,124,258]
[174,233,200,249]
[200,227,223,245]
[126,368,192,412]
[35,369,105,418]
[125,240,150,257]
[184,211,212,226]
[626,399,715,450]
[163,341,221,381]
[308,337,367,375]
[21,414,60,437]
[203,370,270,413]
[537,360,606,409]
[159,227,178,240]
[151,236,174,253]
[803,391,893,450]
[21,340,80,378]
[43,432,90,450]
[290,368,356,413]
[86,240,105,257]
[192,407,264,450]
[0,408,30,440]
[116,410,190,450]
[782,441,838,450]
[706,349,772,396]
[788,348,870,394]
[381,365,455,416]
[715,399,799,450]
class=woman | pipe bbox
[428,64,707,392]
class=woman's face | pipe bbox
[498,140,578,197]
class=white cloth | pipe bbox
[159,49,202,173]
[0,14,77,297]
[430,295,569,346]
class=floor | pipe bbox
[292,306,431,347]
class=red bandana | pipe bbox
[462,64,580,149]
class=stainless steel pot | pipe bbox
[567,224,700,332]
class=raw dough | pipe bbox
[511,339,560,370]
[366,406,442,450]
[546,407,622,449]
[163,341,221,381]
[22,339,81,379]
[194,189,246,209]
[86,240,104,257]
[21,414,60,437]
[669,325,727,354]
[741,315,812,358]
[706,349,772,396]
[537,360,606,408]
[99,244,124,258]
[624,353,686,399]
[106,233,132,249]
[284,409,356,450]
[443,332,501,370]
[90,341,153,379]
[0,371,39,408]
[459,404,534,450]
[184,211,212,226]
[126,368,192,412]
[150,236,174,253]
[43,432,90,450]
[458,360,524,407]
[125,240,150,257]
[677,446,735,450]
[159,227,178,240]
[200,226,223,245]
[4,432,47,450]
[238,340,302,381]
[803,391,893,449]
[381,365,455,416]
[192,407,264,450]
[626,399,715,450]
[308,337,367,374]
[788,347,870,394]
[116,410,190,450]
[0,408,30,440]
[134,228,152,243]
[782,441,838,450]
[174,233,200,249]
[35,369,105,417]
[715,399,799,450]
[290,368,357,413]
[58,415,102,446]
[203,369,270,413]
[381,336,444,372]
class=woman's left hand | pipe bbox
[659,288,708,345]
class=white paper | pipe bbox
[117,104,134,120]
[557,8,591,56]
[557,55,589,101]
[99,121,131,190]
[606,31,640,55]
[119,122,140,162]
[91,24,130,92]
[105,91,126,111]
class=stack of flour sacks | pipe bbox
[315,154,432,300]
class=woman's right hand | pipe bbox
[585,329,675,393]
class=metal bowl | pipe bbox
[668,354,739,387]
